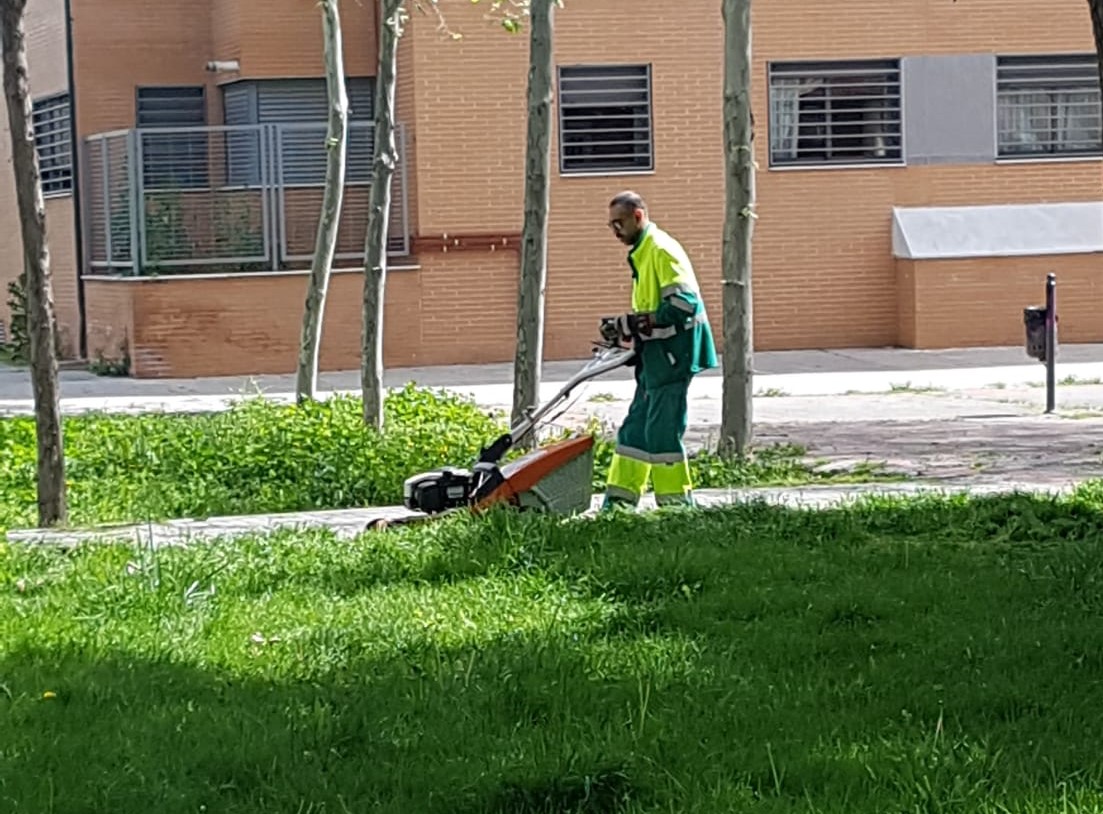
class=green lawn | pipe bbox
[4,488,1103,812]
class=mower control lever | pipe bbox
[478,432,514,465]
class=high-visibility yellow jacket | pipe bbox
[626,222,718,387]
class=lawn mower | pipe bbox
[367,317,637,531]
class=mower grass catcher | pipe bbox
[370,320,635,531]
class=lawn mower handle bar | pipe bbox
[476,336,636,465]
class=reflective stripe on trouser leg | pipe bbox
[604,375,651,506]
[644,378,694,506]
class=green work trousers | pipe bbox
[603,372,693,509]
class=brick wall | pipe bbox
[737,0,1096,349]
[234,0,378,79]
[210,0,241,69]
[82,252,527,378]
[416,249,520,365]
[72,0,215,136]
[398,0,1102,360]
[0,0,81,357]
[404,0,731,360]
[755,162,1103,350]
[900,255,1103,349]
[84,269,426,378]
[0,197,79,359]
[57,0,1103,376]
[83,278,133,363]
[75,0,379,137]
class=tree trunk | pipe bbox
[510,0,555,445]
[361,0,403,430]
[718,0,756,458]
[0,0,67,526]
[296,0,349,403]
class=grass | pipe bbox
[888,381,944,394]
[4,487,1103,812]
[0,388,894,532]
[1061,376,1103,386]
[1060,410,1103,421]
[1028,376,1103,389]
[588,392,618,403]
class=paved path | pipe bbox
[7,480,1079,549]
[3,343,1103,411]
[543,390,1103,488]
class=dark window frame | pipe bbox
[31,92,73,196]
[556,63,654,176]
[135,85,210,190]
[995,53,1102,160]
[767,58,904,168]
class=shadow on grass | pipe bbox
[4,490,1103,812]
[0,640,664,813]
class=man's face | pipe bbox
[608,204,642,246]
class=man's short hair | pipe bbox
[609,191,647,213]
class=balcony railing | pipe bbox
[80,121,410,276]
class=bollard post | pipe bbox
[1045,273,1057,414]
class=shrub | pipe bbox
[0,385,503,529]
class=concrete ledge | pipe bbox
[892,202,1103,260]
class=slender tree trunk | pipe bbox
[296,0,349,403]
[719,0,756,458]
[1,0,67,526]
[510,0,554,445]
[361,0,403,430]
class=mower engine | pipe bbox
[402,461,504,515]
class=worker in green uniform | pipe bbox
[600,191,718,511]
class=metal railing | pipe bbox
[80,121,410,275]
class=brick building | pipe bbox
[0,0,1100,377]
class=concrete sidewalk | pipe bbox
[2,343,1103,417]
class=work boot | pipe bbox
[600,494,638,513]
[652,491,698,514]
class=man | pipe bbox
[601,191,718,511]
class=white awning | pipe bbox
[892,201,1103,260]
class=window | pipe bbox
[31,93,72,195]
[768,59,903,168]
[136,86,209,189]
[222,78,375,186]
[996,54,1102,159]
[557,64,653,175]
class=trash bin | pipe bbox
[1023,306,1047,362]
